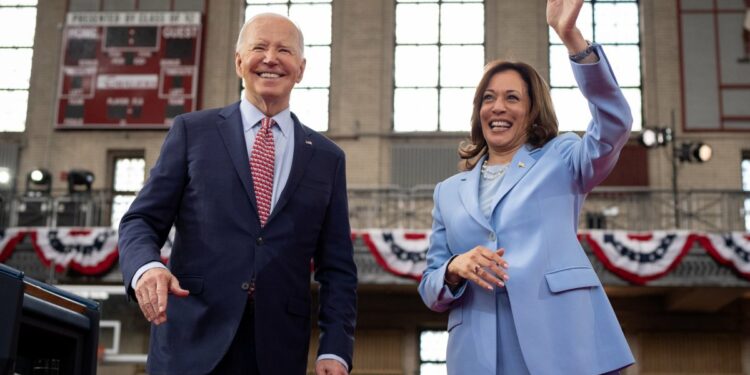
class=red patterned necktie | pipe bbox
[250,117,275,227]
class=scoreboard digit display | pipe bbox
[55,12,202,129]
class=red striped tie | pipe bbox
[250,117,275,227]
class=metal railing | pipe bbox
[0,188,747,232]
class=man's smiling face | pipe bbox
[235,15,306,114]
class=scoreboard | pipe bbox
[55,12,202,129]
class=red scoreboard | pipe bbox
[55,12,202,129]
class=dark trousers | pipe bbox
[209,299,260,375]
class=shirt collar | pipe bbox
[239,98,293,139]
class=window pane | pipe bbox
[0,8,36,47]
[440,3,483,44]
[111,195,136,229]
[552,88,589,132]
[594,3,639,44]
[114,158,145,192]
[290,88,328,131]
[603,45,641,87]
[394,88,437,131]
[549,45,576,87]
[420,330,448,362]
[0,0,37,5]
[247,0,286,3]
[440,88,473,131]
[420,363,448,375]
[396,4,439,44]
[622,88,642,131]
[291,0,330,3]
[395,45,438,87]
[298,46,329,87]
[549,3,592,44]
[398,0,438,3]
[440,45,483,87]
[245,4,288,20]
[0,49,32,89]
[290,3,331,45]
[0,90,27,131]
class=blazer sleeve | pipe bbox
[554,44,633,193]
[418,182,467,313]
[118,115,188,298]
[313,153,358,370]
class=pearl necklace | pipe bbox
[481,160,510,180]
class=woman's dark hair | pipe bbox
[458,60,558,170]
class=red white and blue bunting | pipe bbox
[582,230,699,284]
[29,227,119,275]
[696,232,750,279]
[358,229,431,281]
[1,228,749,283]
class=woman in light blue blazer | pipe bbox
[418,1,635,374]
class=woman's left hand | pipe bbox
[546,0,587,52]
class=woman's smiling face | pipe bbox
[479,69,531,155]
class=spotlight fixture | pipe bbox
[0,167,11,186]
[25,168,52,197]
[638,127,672,148]
[678,142,712,163]
[67,169,95,194]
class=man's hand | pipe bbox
[315,359,348,375]
[134,267,189,325]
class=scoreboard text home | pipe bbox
[55,12,202,129]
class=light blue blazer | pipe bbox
[418,45,635,375]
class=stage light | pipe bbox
[0,167,11,185]
[67,169,95,194]
[25,168,52,197]
[679,142,712,163]
[639,127,672,148]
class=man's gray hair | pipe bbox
[235,13,305,56]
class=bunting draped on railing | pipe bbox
[696,232,750,280]
[29,227,120,275]
[358,229,431,281]
[354,229,750,284]
[1,228,749,282]
[581,230,699,284]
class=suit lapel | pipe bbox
[458,156,493,232]
[266,113,314,223]
[217,102,258,212]
[488,145,538,211]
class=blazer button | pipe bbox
[488,232,496,242]
[256,237,264,246]
[241,282,250,291]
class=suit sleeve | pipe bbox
[554,44,633,193]
[418,182,467,313]
[313,153,358,370]
[118,116,188,299]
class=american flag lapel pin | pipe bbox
[518,162,526,168]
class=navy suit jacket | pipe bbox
[118,102,358,375]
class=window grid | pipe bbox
[394,0,485,132]
[244,0,332,132]
[110,157,145,229]
[419,329,448,375]
[0,1,37,132]
[549,0,642,132]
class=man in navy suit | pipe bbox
[118,13,357,375]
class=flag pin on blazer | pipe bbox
[518,162,526,168]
